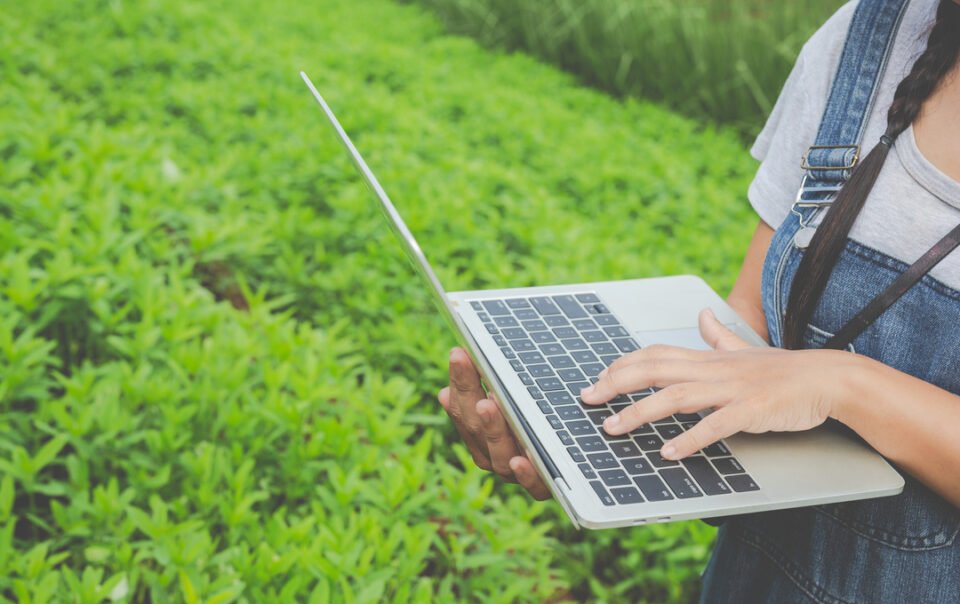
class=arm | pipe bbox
[726,220,774,342]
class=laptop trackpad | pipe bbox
[636,327,716,351]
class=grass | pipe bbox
[2,0,759,600]
[408,0,844,136]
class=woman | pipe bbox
[438,0,960,601]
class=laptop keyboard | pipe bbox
[470,293,759,507]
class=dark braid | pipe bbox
[782,0,960,350]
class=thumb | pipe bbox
[699,308,750,351]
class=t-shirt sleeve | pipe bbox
[746,2,855,228]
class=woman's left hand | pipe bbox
[580,308,858,461]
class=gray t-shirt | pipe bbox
[749,0,960,291]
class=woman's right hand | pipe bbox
[437,347,552,500]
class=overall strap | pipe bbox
[796,0,910,209]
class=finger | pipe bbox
[603,381,735,435]
[661,406,746,460]
[510,456,552,500]
[601,344,712,380]
[438,386,493,470]
[448,347,489,442]
[699,308,750,352]
[581,358,717,405]
[477,398,521,482]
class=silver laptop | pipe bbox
[301,72,904,529]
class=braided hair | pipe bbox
[782,0,960,349]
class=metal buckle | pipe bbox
[800,144,860,171]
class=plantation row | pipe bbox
[2,0,757,600]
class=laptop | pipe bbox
[300,72,904,529]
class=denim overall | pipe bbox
[700,0,960,602]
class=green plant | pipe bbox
[1,0,759,600]
[408,0,844,136]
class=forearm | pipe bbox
[726,219,774,342]
[833,353,960,507]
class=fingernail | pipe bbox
[509,457,521,472]
[580,385,595,396]
[450,348,458,361]
[603,415,620,431]
[661,444,677,460]
[598,369,608,378]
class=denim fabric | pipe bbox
[700,0,960,601]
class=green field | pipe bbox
[2,0,759,600]
[411,0,843,135]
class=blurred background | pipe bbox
[1,0,842,601]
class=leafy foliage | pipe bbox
[408,0,844,136]
[1,0,758,600]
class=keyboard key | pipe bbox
[587,303,611,314]
[683,457,732,495]
[580,362,606,378]
[526,386,543,399]
[613,338,640,353]
[579,463,597,480]
[600,354,621,366]
[531,331,557,344]
[536,400,552,414]
[629,389,654,401]
[610,394,630,404]
[518,372,533,386]
[603,326,629,338]
[609,441,642,458]
[544,315,569,327]
[500,347,516,360]
[552,295,588,319]
[594,314,619,326]
[477,312,490,323]
[568,446,586,463]
[547,355,576,369]
[557,368,586,382]
[635,435,664,451]
[587,409,614,425]
[557,431,574,446]
[590,481,615,506]
[712,457,745,475]
[622,457,654,475]
[592,342,618,355]
[661,468,704,499]
[561,338,589,351]
[656,424,683,440]
[566,381,591,396]
[519,351,545,365]
[502,327,526,340]
[521,319,548,331]
[510,359,523,372]
[470,301,483,311]
[511,339,537,352]
[484,323,499,335]
[527,364,554,378]
[726,474,760,492]
[552,327,578,339]
[481,300,511,316]
[514,308,539,321]
[676,412,702,422]
[704,442,731,457]
[648,452,679,468]
[493,335,507,347]
[545,391,574,406]
[495,316,520,328]
[530,296,562,316]
[572,318,597,331]
[536,377,565,392]
[571,350,599,364]
[539,343,565,356]
[546,415,562,430]
[599,469,632,487]
[611,486,645,504]
[577,437,607,453]
[634,475,675,501]
[575,293,600,304]
[609,403,632,414]
[582,330,608,343]
[566,420,595,436]
[586,452,619,469]
[556,406,585,421]
[506,298,531,309]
